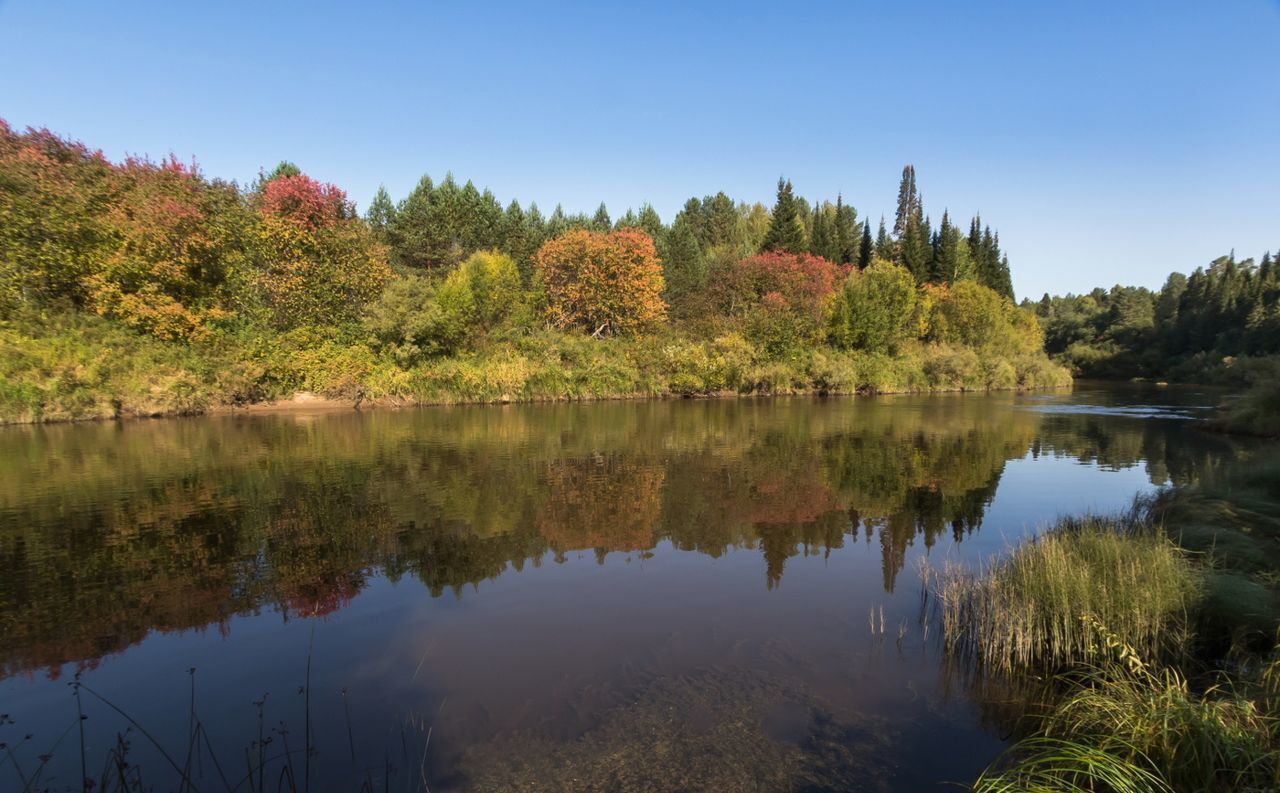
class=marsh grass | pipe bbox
[974,628,1280,793]
[1210,376,1280,438]
[926,516,1200,675]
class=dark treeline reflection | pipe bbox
[0,393,1247,678]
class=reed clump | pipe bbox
[974,627,1280,793]
[927,516,1200,675]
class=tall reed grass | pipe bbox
[925,516,1200,675]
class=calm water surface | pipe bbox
[0,384,1258,792]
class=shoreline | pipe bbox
[1,383,1077,427]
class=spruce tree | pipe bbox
[761,177,807,253]
[858,220,873,268]
[834,194,859,265]
[893,165,921,239]
[932,210,974,283]
[809,202,836,261]
[874,217,894,261]
[661,217,706,311]
[546,204,569,239]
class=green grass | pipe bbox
[975,641,1280,793]
[0,312,1073,424]
[928,517,1200,675]
[950,458,1280,792]
[1209,375,1280,437]
[0,312,233,422]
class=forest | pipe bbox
[0,120,1066,424]
[1031,252,1280,383]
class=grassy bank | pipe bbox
[0,311,1071,425]
[1209,376,1280,437]
[928,456,1280,791]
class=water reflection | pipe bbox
[0,391,1247,682]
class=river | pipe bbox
[0,384,1259,792]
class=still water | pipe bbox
[0,385,1256,791]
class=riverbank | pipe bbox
[0,312,1072,425]
[930,452,1280,791]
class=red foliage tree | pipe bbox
[258,173,349,230]
[715,251,844,320]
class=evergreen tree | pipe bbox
[388,174,437,269]
[874,217,894,261]
[592,201,611,231]
[809,202,837,261]
[365,185,396,244]
[546,204,569,239]
[501,199,543,282]
[932,210,974,283]
[660,216,706,312]
[893,165,921,239]
[635,203,665,240]
[858,220,873,269]
[702,191,740,250]
[761,178,807,253]
[899,211,932,282]
[833,194,859,265]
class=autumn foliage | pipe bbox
[258,173,349,230]
[715,251,843,321]
[0,120,390,338]
[534,228,666,335]
[254,172,391,329]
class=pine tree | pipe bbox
[501,199,542,282]
[703,191,740,250]
[546,204,569,239]
[615,208,639,229]
[388,174,435,269]
[635,204,665,240]
[592,201,611,231]
[761,177,807,253]
[365,185,396,244]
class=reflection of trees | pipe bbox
[537,456,665,559]
[0,395,1244,677]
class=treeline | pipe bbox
[1031,252,1280,381]
[0,120,1066,423]
[369,165,1016,312]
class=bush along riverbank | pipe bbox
[0,309,1070,425]
[0,122,1068,425]
[926,454,1280,792]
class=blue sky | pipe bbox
[1,0,1276,299]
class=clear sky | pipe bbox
[1,0,1276,299]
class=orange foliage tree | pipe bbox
[533,228,666,335]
